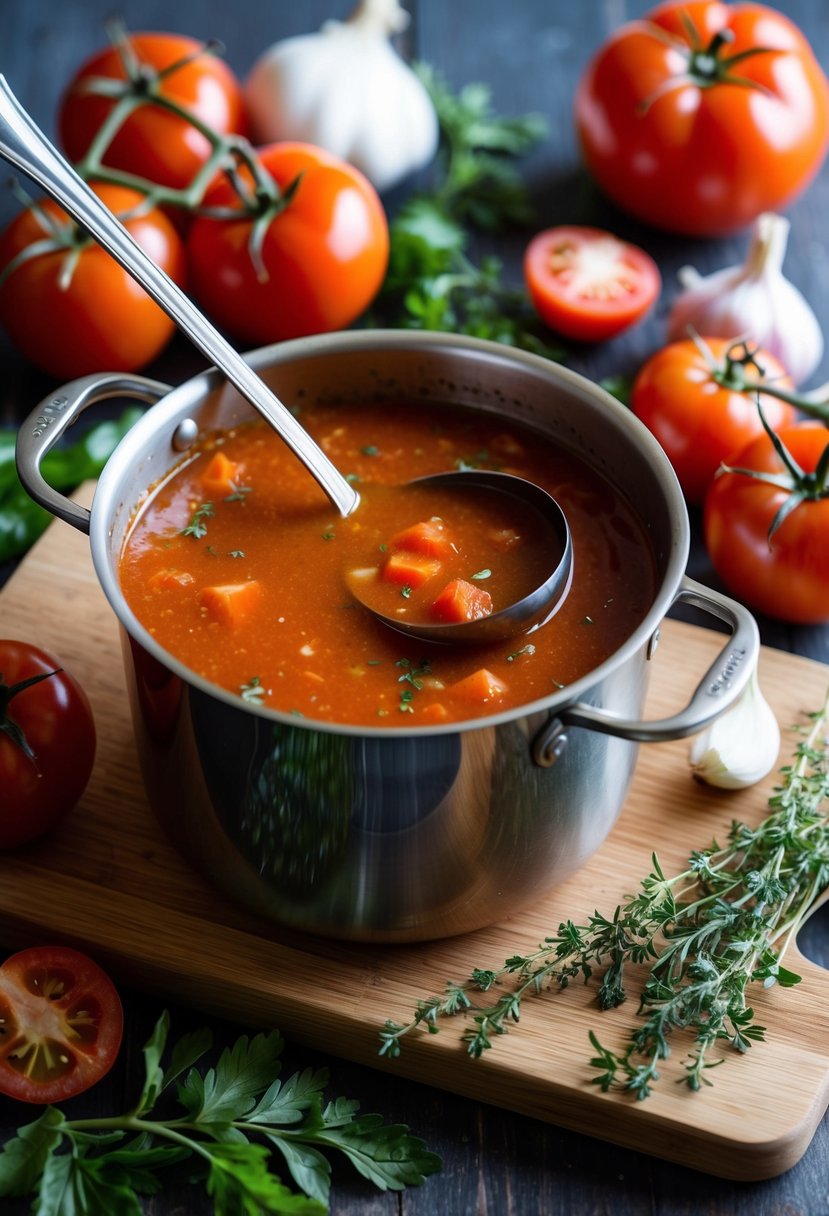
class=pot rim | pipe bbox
[90,329,689,738]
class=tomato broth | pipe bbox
[119,400,658,726]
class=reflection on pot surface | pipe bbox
[126,631,641,941]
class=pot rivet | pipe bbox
[172,418,199,452]
[531,717,568,768]
[647,627,661,661]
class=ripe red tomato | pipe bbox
[631,337,797,504]
[186,142,389,346]
[0,183,186,378]
[704,423,829,623]
[0,946,123,1103]
[0,641,96,850]
[523,225,660,341]
[58,31,248,191]
[575,1,829,236]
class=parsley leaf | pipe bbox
[0,1014,441,1213]
[371,69,563,360]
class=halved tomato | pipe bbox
[524,225,661,342]
[0,946,123,1103]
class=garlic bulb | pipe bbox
[689,664,780,791]
[244,0,439,193]
[667,212,824,385]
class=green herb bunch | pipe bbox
[374,65,561,356]
[0,410,142,562]
[0,1012,440,1214]
[380,688,829,1099]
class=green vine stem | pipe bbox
[698,334,829,425]
[71,16,275,216]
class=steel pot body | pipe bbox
[17,331,759,941]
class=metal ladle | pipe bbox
[0,76,572,644]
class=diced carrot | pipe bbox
[382,551,442,587]
[431,578,493,623]
[200,451,245,499]
[448,668,508,704]
[419,702,450,723]
[390,518,454,559]
[147,568,195,591]
[198,580,263,626]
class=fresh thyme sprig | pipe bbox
[380,686,829,1098]
[0,1012,440,1213]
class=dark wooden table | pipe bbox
[2,2,829,1212]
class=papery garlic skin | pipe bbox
[244,0,439,193]
[689,664,781,791]
[667,212,824,386]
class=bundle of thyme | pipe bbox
[380,686,829,1098]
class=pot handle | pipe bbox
[556,577,759,744]
[16,372,170,534]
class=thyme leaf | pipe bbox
[380,686,829,1097]
[180,502,214,539]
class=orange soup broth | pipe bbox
[119,400,659,726]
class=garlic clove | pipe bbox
[667,212,824,386]
[245,0,439,193]
[689,663,780,791]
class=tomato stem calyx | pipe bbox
[718,404,829,542]
[0,667,62,764]
[695,334,829,426]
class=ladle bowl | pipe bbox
[0,74,571,644]
[348,470,573,644]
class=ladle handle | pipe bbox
[0,75,359,518]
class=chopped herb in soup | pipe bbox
[119,400,658,726]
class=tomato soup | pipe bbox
[119,400,658,726]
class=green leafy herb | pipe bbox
[401,584,413,599]
[506,643,536,662]
[598,373,634,407]
[240,676,266,704]
[0,409,142,562]
[470,569,491,580]
[181,502,215,539]
[0,1013,440,1213]
[321,530,336,542]
[361,445,380,458]
[415,64,549,231]
[396,658,432,714]
[224,481,253,503]
[380,688,829,1098]
[371,68,562,358]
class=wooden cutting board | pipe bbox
[2,484,829,1181]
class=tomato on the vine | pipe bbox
[704,423,829,624]
[575,1,829,236]
[0,946,123,1103]
[523,225,660,341]
[58,31,248,191]
[186,142,389,346]
[0,641,96,850]
[631,337,797,505]
[0,183,186,378]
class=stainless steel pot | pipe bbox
[17,331,759,942]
